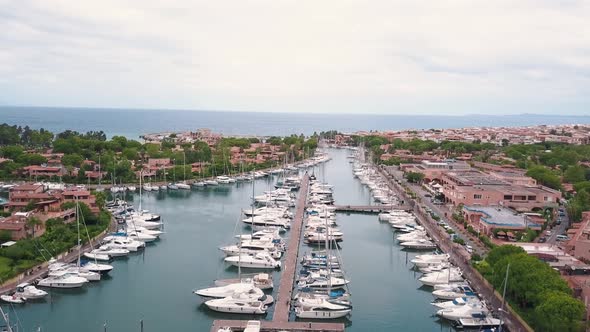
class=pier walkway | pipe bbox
[273,174,309,322]
[210,174,344,332]
[334,204,410,213]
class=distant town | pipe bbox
[1,122,590,331]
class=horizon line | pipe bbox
[1,104,590,118]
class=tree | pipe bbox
[405,172,425,183]
[534,291,585,332]
[267,137,283,145]
[0,145,24,160]
[564,165,586,184]
[526,166,562,190]
[0,230,12,242]
[23,200,36,212]
[62,154,84,167]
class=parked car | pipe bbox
[556,235,569,241]
[538,237,547,243]
[545,230,552,236]
[424,193,432,198]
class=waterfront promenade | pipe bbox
[376,166,533,332]
[0,224,113,295]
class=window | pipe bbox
[474,194,482,200]
[504,195,512,200]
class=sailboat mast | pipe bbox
[76,201,81,267]
[139,170,143,211]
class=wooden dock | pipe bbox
[273,174,309,323]
[210,320,343,332]
[334,204,410,213]
[210,175,345,332]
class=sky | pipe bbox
[0,0,589,115]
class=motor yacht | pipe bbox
[224,252,281,269]
[37,271,89,288]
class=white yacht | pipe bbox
[219,244,282,259]
[242,216,290,229]
[400,239,436,250]
[436,302,489,320]
[431,296,482,309]
[432,285,476,300]
[224,252,281,269]
[216,176,231,184]
[204,179,219,186]
[214,273,274,290]
[81,261,114,275]
[0,294,24,304]
[419,269,463,286]
[126,230,157,243]
[294,298,352,319]
[48,261,101,282]
[87,245,130,258]
[194,283,265,299]
[103,236,145,252]
[38,271,89,288]
[297,274,349,289]
[411,254,450,268]
[204,292,271,314]
[83,251,111,262]
[14,283,48,300]
[176,182,191,190]
[458,316,503,329]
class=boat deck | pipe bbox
[210,174,344,332]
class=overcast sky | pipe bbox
[1,0,589,115]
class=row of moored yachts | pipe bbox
[295,176,352,319]
[349,150,504,330]
[112,154,332,192]
[2,200,164,304]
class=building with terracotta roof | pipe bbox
[22,165,66,178]
[0,212,44,240]
[441,170,561,211]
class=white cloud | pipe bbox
[0,0,589,114]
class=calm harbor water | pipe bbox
[12,149,450,331]
[2,106,590,139]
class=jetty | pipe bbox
[210,175,344,332]
[334,204,410,213]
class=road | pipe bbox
[382,166,488,257]
[545,208,569,245]
[375,165,532,332]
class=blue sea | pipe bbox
[1,106,589,139]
